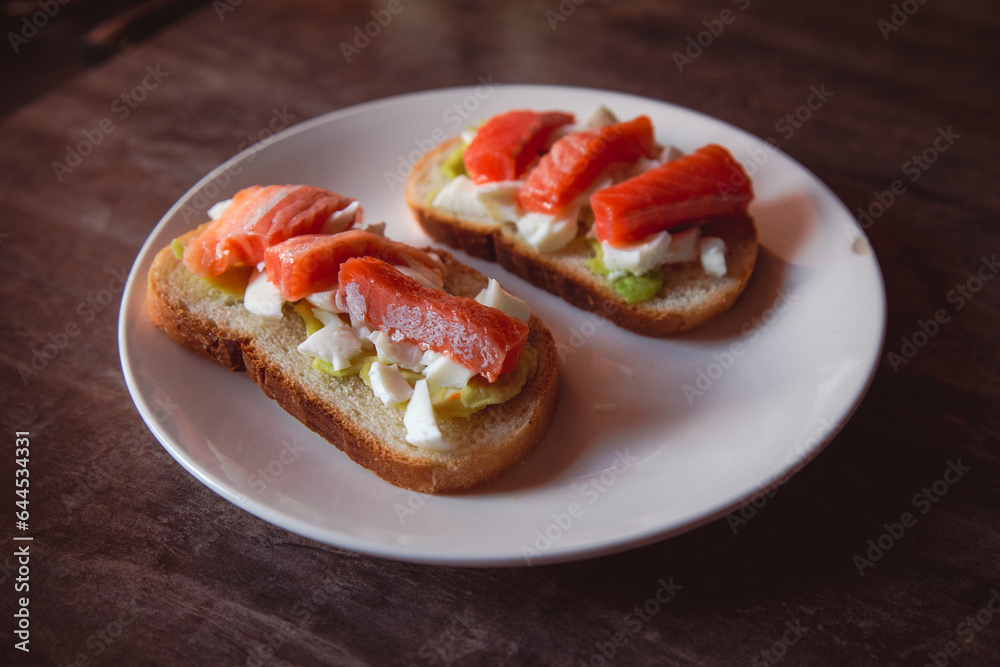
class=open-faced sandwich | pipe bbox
[406,107,758,336]
[147,184,559,493]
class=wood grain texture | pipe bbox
[1,0,998,665]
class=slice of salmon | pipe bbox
[336,257,528,382]
[516,116,657,215]
[183,185,359,277]
[264,230,446,301]
[591,144,753,245]
[463,110,575,184]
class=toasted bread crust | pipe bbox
[406,137,759,336]
[147,244,559,493]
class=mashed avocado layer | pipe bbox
[586,239,663,304]
[440,142,469,180]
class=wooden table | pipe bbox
[2,1,998,664]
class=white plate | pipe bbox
[119,85,885,567]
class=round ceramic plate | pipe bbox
[119,85,885,567]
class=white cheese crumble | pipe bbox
[657,227,701,264]
[243,265,284,319]
[306,289,345,314]
[421,351,475,389]
[393,264,444,290]
[369,330,426,371]
[700,237,728,277]
[599,227,703,279]
[584,105,619,129]
[368,362,414,406]
[475,279,531,322]
[431,175,493,220]
[515,206,581,253]
[601,231,674,280]
[207,198,232,220]
[474,180,523,222]
[297,311,362,371]
[322,200,360,234]
[404,379,449,451]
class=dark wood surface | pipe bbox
[2,1,998,665]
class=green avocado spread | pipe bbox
[440,141,468,181]
[586,239,663,304]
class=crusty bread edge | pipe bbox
[146,245,560,494]
[406,137,759,336]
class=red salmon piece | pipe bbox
[463,110,575,184]
[264,230,446,301]
[591,144,753,245]
[516,116,657,214]
[183,185,359,277]
[336,257,528,382]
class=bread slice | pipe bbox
[147,242,560,493]
[406,137,758,336]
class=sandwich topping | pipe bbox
[174,185,535,452]
[462,109,575,184]
[264,229,446,301]
[183,184,359,277]
[336,256,528,383]
[428,107,755,304]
